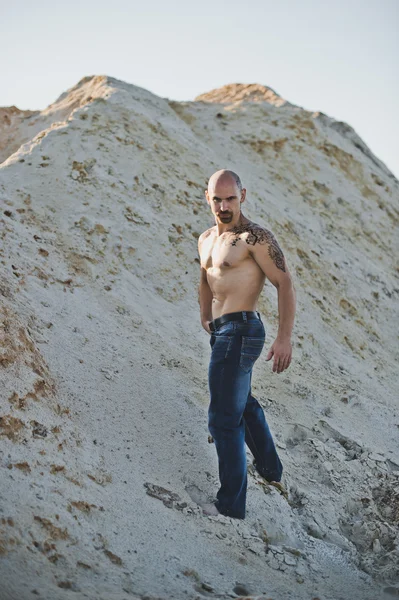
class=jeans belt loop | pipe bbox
[243,311,247,322]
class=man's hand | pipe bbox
[266,337,292,373]
[203,320,213,335]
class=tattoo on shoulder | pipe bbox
[202,228,214,240]
[223,223,286,272]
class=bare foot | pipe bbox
[202,502,220,516]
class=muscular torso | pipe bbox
[199,223,267,319]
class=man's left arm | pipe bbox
[248,227,296,373]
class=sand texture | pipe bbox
[0,75,398,600]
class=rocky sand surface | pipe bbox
[0,75,398,599]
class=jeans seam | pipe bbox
[243,413,264,466]
[225,335,234,358]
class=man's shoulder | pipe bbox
[237,221,279,247]
[233,220,269,237]
[198,226,216,245]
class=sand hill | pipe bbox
[0,75,398,600]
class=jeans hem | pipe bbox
[253,461,282,483]
[215,501,245,520]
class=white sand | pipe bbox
[0,75,398,600]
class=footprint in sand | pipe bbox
[143,482,188,511]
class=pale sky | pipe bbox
[1,0,398,178]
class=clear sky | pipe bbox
[2,0,398,178]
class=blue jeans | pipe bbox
[208,312,283,519]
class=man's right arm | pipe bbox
[197,234,213,334]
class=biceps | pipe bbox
[268,241,286,273]
[251,243,290,287]
[267,266,292,288]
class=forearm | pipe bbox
[276,280,296,340]
[198,280,213,325]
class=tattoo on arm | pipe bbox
[265,232,286,272]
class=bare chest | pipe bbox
[201,231,250,271]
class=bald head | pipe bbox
[207,169,243,195]
[205,169,247,229]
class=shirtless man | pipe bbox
[197,169,296,519]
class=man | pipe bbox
[197,169,296,519]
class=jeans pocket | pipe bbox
[239,336,265,373]
[215,321,236,335]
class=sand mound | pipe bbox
[1,75,398,600]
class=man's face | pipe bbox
[205,177,244,224]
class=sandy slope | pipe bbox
[0,75,398,600]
